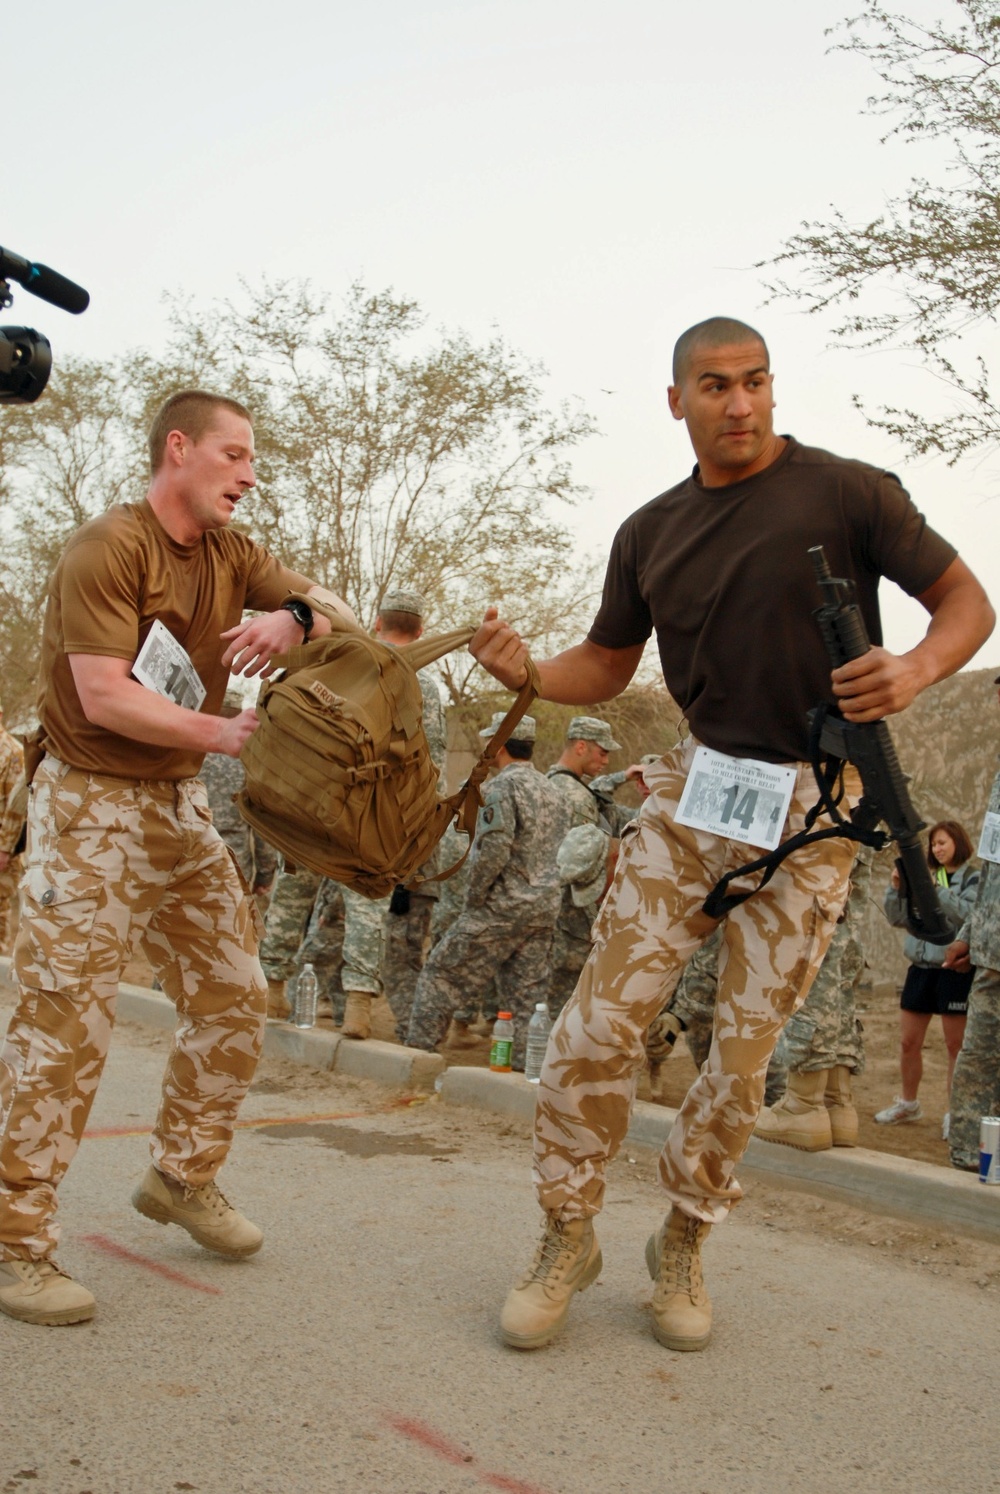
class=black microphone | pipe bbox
[0,246,90,314]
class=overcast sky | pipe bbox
[8,0,999,671]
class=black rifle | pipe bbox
[703,546,953,944]
[807,544,952,944]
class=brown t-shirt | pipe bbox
[588,438,956,762]
[37,500,313,779]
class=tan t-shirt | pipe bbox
[37,500,313,779]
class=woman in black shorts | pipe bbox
[877,820,979,1137]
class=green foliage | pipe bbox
[763,1,1000,466]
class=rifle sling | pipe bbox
[701,705,888,920]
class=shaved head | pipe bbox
[672,317,769,384]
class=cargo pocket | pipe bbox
[780,888,845,1018]
[14,865,105,995]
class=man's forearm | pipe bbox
[535,641,644,705]
[906,572,996,691]
[71,669,230,753]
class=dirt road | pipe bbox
[0,989,997,1494]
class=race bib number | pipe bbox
[675,746,796,851]
[977,810,1000,865]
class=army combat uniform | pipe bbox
[406,721,570,1068]
[382,664,448,1040]
[950,766,1000,1170]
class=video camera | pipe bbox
[0,245,90,404]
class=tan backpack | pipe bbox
[237,595,539,899]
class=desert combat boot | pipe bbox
[645,1207,712,1352]
[824,1064,859,1147]
[266,978,291,1020]
[753,1068,833,1151]
[131,1165,263,1257]
[0,1257,96,1326]
[499,1215,602,1350]
[340,991,372,1040]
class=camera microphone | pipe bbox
[0,246,90,315]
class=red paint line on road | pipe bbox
[84,1098,422,1141]
[81,1234,223,1295]
[383,1412,552,1494]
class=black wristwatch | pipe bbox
[281,598,314,641]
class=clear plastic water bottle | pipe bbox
[294,963,318,1029]
[523,1002,553,1084]
[489,1011,514,1072]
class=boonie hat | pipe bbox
[566,716,621,752]
[479,711,536,743]
[557,823,611,907]
[380,589,425,618]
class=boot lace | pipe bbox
[657,1216,706,1301]
[523,1220,580,1286]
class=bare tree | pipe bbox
[762,1,1000,468]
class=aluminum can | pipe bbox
[979,1116,1000,1185]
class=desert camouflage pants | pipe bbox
[949,965,1000,1171]
[0,855,21,954]
[535,739,858,1226]
[0,758,266,1261]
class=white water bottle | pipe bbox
[294,963,318,1029]
[523,1002,553,1084]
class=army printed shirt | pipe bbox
[466,764,571,919]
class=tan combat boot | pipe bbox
[499,1215,602,1350]
[266,979,291,1020]
[340,992,372,1039]
[753,1069,833,1151]
[0,1257,96,1326]
[824,1064,859,1147]
[445,1017,481,1050]
[131,1165,263,1257]
[645,1208,712,1351]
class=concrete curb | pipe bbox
[1,960,996,1239]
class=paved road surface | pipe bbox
[0,996,997,1494]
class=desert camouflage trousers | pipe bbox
[0,855,22,953]
[0,758,266,1261]
[949,965,1000,1171]
[534,738,858,1226]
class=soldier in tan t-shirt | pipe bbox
[0,389,354,1328]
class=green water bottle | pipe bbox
[489,1011,514,1072]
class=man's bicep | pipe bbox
[68,654,134,715]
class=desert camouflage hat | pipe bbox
[479,711,536,743]
[566,715,621,752]
[557,823,611,907]
[380,589,425,618]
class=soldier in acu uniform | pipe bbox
[944,675,1000,1170]
[406,713,570,1068]
[0,695,25,954]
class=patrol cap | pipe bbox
[380,589,425,618]
[479,711,536,743]
[558,823,611,907]
[566,716,620,752]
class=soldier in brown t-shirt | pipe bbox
[0,390,354,1328]
[470,316,995,1356]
